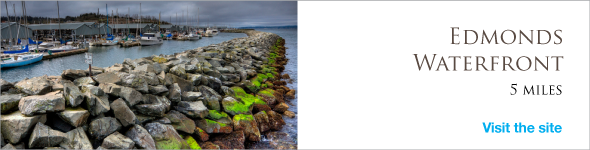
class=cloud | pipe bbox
[1,1,297,27]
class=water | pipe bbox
[255,28,298,146]
[1,32,246,82]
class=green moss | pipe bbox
[261,84,267,88]
[185,136,202,150]
[206,119,227,127]
[229,87,267,113]
[156,140,182,149]
[233,114,254,122]
[252,80,261,87]
[258,89,275,98]
[208,110,228,120]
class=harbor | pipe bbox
[0,1,297,149]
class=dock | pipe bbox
[42,48,89,60]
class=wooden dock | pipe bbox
[42,48,88,60]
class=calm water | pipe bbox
[1,32,247,82]
[256,28,298,146]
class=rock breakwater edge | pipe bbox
[0,30,297,149]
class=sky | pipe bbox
[0,1,297,27]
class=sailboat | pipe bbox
[1,45,44,68]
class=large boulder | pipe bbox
[0,94,21,114]
[164,110,196,134]
[267,110,285,130]
[168,73,193,92]
[14,75,52,95]
[0,79,14,91]
[88,117,122,139]
[187,73,202,86]
[144,122,190,149]
[84,91,110,116]
[110,98,137,127]
[19,91,65,116]
[80,85,105,96]
[28,123,67,148]
[148,85,169,95]
[101,132,135,149]
[59,127,92,150]
[73,77,96,86]
[135,64,156,73]
[98,83,122,97]
[62,82,84,107]
[126,124,156,149]
[119,86,143,106]
[175,101,209,119]
[61,69,87,80]
[170,64,187,79]
[57,107,90,127]
[197,86,222,111]
[195,119,232,134]
[167,83,182,102]
[93,72,122,85]
[118,72,149,93]
[135,94,170,117]
[206,76,222,93]
[209,130,245,149]
[273,102,289,113]
[232,114,261,141]
[221,96,250,116]
[194,127,209,141]
[181,91,203,101]
[254,111,271,133]
[1,111,45,144]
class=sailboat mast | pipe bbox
[127,7,129,36]
[5,1,13,48]
[57,1,61,41]
[139,3,141,34]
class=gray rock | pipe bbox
[59,127,92,150]
[84,91,110,116]
[63,82,84,107]
[221,74,240,83]
[148,85,168,95]
[195,119,233,134]
[61,69,87,80]
[93,72,122,85]
[143,72,161,86]
[153,117,171,124]
[164,110,196,134]
[88,117,122,139]
[14,75,52,95]
[125,124,156,149]
[57,107,90,127]
[0,111,44,144]
[28,123,67,148]
[135,95,170,117]
[174,101,209,119]
[207,70,222,79]
[118,72,149,93]
[160,71,173,86]
[135,114,156,124]
[2,143,16,150]
[134,64,156,73]
[185,65,198,73]
[119,86,143,106]
[167,83,182,102]
[198,85,222,111]
[80,85,104,96]
[144,122,190,149]
[207,76,222,93]
[0,79,14,91]
[101,132,135,149]
[170,64,187,79]
[187,73,202,86]
[0,94,21,114]
[181,91,203,101]
[110,98,137,127]
[73,77,96,86]
[168,73,193,92]
[19,91,65,116]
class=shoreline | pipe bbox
[0,30,297,149]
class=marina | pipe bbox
[0,1,296,149]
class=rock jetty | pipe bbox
[0,30,297,149]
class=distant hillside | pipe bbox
[1,13,171,24]
[238,25,297,29]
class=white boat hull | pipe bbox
[140,39,163,46]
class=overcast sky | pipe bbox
[1,1,297,27]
